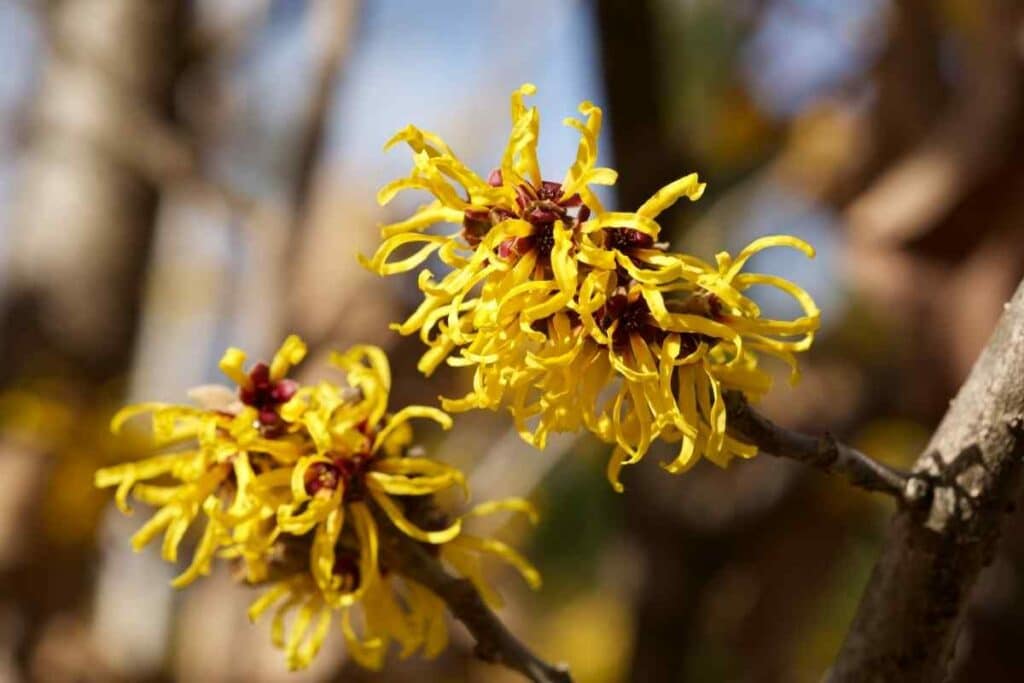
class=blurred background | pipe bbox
[0,0,1023,681]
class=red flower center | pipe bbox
[599,294,666,350]
[239,362,298,431]
[303,448,377,503]
[332,552,361,591]
[463,169,591,262]
[605,228,654,251]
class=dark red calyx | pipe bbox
[304,461,341,495]
[354,419,378,448]
[239,362,298,428]
[606,228,655,251]
[533,223,556,258]
[525,205,563,224]
[497,221,556,262]
[461,210,491,246]
[538,180,564,201]
[303,450,377,500]
[338,452,375,503]
[498,235,531,261]
[462,206,515,246]
[516,182,571,226]
[599,294,666,349]
[332,552,361,591]
[465,174,589,260]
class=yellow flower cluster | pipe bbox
[363,84,820,490]
[95,336,539,670]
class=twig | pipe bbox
[725,391,911,499]
[377,519,573,683]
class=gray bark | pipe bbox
[830,278,1024,682]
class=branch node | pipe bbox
[903,476,932,506]
[817,432,842,468]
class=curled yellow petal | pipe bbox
[219,348,250,388]
[606,447,626,493]
[372,406,452,453]
[467,498,540,525]
[369,487,461,544]
[450,534,542,590]
[248,580,293,622]
[636,172,706,218]
[723,235,816,282]
[367,470,466,498]
[270,334,307,381]
[110,403,174,434]
[581,211,661,237]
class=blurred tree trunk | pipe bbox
[595,0,692,214]
[0,0,189,673]
[1,0,188,386]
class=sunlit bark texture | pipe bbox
[831,279,1024,682]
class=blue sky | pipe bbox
[326,0,606,192]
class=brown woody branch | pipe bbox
[725,392,911,499]
[377,519,573,683]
